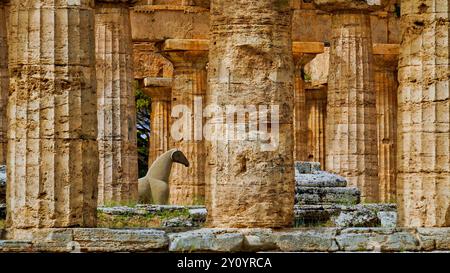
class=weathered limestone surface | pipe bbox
[133,42,173,80]
[314,0,385,202]
[293,54,315,162]
[207,0,295,228]
[2,228,169,252]
[96,0,138,206]
[0,1,7,166]
[142,84,172,166]
[162,49,208,206]
[294,161,361,205]
[397,0,450,227]
[131,2,210,42]
[295,203,397,228]
[7,0,98,228]
[306,88,327,166]
[374,53,398,203]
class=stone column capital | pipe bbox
[293,53,317,69]
[160,50,208,70]
[312,0,388,13]
[373,53,398,71]
[142,86,172,102]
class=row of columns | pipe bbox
[0,0,448,229]
[4,0,138,228]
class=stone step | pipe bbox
[294,204,397,228]
[295,187,360,205]
[296,171,347,187]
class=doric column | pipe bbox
[306,87,327,167]
[161,49,208,205]
[7,0,98,228]
[397,0,450,227]
[374,53,398,203]
[313,0,387,202]
[0,1,8,165]
[207,0,295,227]
[293,54,316,162]
[142,78,172,165]
[95,0,138,206]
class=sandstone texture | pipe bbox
[162,50,208,206]
[306,87,327,167]
[143,84,172,165]
[96,0,139,206]
[374,53,398,203]
[397,0,450,227]
[293,54,316,162]
[295,204,397,228]
[7,0,99,228]
[319,2,381,202]
[0,2,7,166]
[295,162,361,205]
[1,227,447,252]
[207,0,295,228]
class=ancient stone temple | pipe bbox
[95,0,138,206]
[0,0,450,254]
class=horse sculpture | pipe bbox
[138,149,189,204]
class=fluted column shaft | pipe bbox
[306,88,327,167]
[7,0,98,228]
[397,0,450,227]
[293,54,315,162]
[207,0,295,227]
[374,54,398,203]
[144,87,171,165]
[164,51,207,205]
[95,0,138,206]
[0,1,8,165]
[324,11,379,202]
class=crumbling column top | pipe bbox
[312,0,388,12]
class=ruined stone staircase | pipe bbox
[295,162,360,205]
[294,162,396,227]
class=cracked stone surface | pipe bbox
[1,227,449,252]
[7,0,99,228]
[207,0,295,228]
[396,0,450,227]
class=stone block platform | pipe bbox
[295,162,361,205]
[0,227,449,252]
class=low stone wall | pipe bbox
[0,227,449,252]
[1,204,397,229]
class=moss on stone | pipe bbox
[96,208,192,228]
